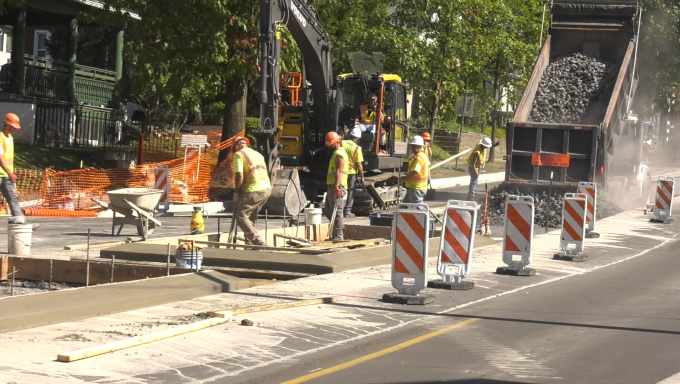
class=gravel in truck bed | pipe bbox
[530,53,620,125]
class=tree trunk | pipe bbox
[411,89,420,120]
[189,109,204,126]
[218,78,248,163]
[490,63,500,163]
[428,87,440,137]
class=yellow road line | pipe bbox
[280,318,480,384]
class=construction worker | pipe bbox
[467,137,492,201]
[232,136,271,245]
[359,93,382,125]
[0,114,24,224]
[422,132,433,160]
[325,131,348,240]
[342,127,365,218]
[403,135,429,205]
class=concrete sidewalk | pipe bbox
[0,206,677,383]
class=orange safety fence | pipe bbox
[0,130,243,215]
[25,208,99,217]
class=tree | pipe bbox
[391,0,492,137]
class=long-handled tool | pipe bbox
[478,183,491,237]
[227,196,242,243]
[327,188,346,240]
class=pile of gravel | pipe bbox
[480,186,623,235]
[0,279,75,298]
[530,53,619,124]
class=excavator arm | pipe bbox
[256,0,334,173]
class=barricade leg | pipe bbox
[554,193,588,262]
[650,177,675,224]
[496,195,536,276]
[382,203,434,305]
[428,200,477,290]
[578,182,600,238]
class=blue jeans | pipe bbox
[403,188,426,209]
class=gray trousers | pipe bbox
[344,174,357,216]
[0,177,23,218]
[468,168,479,200]
[236,188,271,245]
[325,186,345,240]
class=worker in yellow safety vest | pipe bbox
[359,93,384,125]
[233,136,271,245]
[325,131,349,240]
[403,135,430,206]
[341,127,365,218]
[0,113,24,224]
[466,137,492,201]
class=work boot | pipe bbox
[344,213,355,218]
[8,216,25,225]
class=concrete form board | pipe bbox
[0,271,249,334]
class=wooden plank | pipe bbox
[4,257,191,285]
[309,238,386,250]
[0,256,7,280]
[344,224,392,241]
[179,239,334,255]
[209,296,345,318]
[57,314,233,362]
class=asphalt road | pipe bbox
[245,236,680,384]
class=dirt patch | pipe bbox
[54,333,92,342]
[0,280,77,298]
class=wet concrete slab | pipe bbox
[98,236,496,275]
[0,271,249,334]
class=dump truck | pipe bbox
[505,0,653,201]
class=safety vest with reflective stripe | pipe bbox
[466,144,488,169]
[327,147,349,188]
[341,140,362,175]
[359,105,382,124]
[0,132,14,177]
[405,151,429,190]
[235,147,270,191]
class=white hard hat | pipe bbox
[350,127,362,139]
[480,137,492,147]
[410,136,424,146]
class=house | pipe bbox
[0,0,142,166]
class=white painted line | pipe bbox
[657,372,680,384]
[207,234,679,380]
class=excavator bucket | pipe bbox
[263,168,308,216]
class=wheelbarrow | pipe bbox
[92,188,164,239]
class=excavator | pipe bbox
[254,0,410,217]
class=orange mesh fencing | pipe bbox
[0,130,243,214]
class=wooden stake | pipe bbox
[49,259,53,291]
[110,255,115,283]
[10,266,15,296]
[86,229,90,287]
[166,244,171,276]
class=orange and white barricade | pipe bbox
[155,165,170,212]
[497,195,535,276]
[384,203,433,304]
[429,200,477,289]
[555,193,588,261]
[577,182,599,238]
[652,176,675,224]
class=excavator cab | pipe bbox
[334,52,408,170]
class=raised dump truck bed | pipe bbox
[505,1,644,189]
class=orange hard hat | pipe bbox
[325,131,341,146]
[231,136,250,153]
[4,113,20,129]
[422,132,432,141]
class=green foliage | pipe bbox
[245,117,260,147]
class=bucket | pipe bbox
[8,224,32,255]
[305,208,323,225]
[175,250,203,270]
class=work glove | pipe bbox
[493,141,501,147]
[334,186,343,198]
